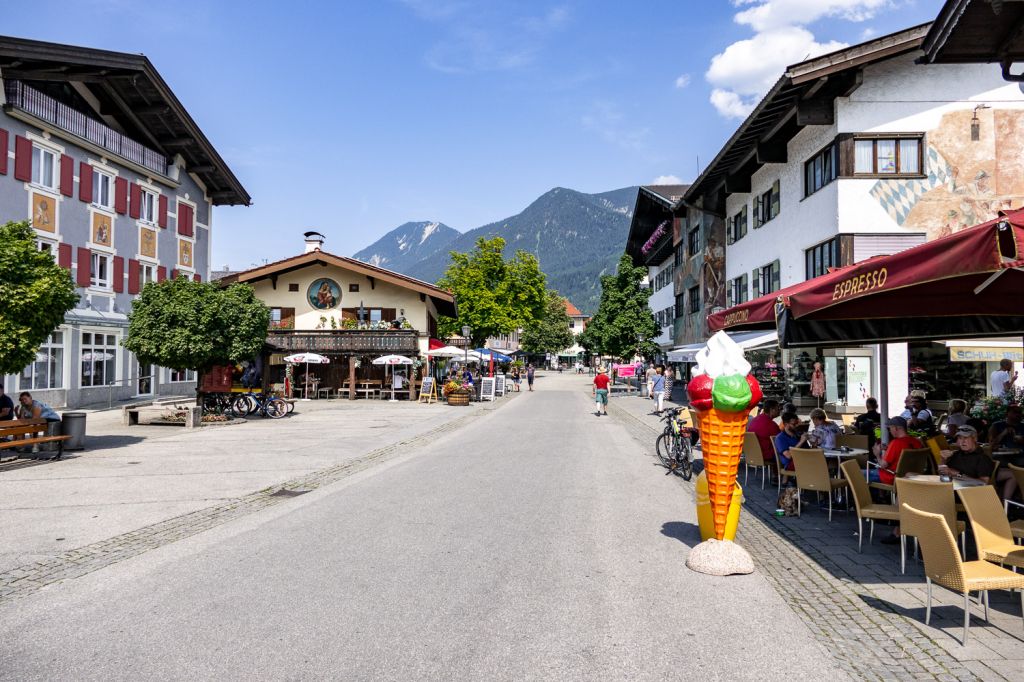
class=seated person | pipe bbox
[945,425,1018,500]
[907,395,935,435]
[866,416,922,485]
[853,397,880,435]
[807,408,842,450]
[944,399,969,438]
[774,412,808,471]
[989,404,1024,451]
[899,395,914,420]
[747,399,781,463]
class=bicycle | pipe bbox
[655,407,694,480]
[231,391,288,419]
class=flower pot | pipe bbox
[447,393,470,406]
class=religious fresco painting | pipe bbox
[140,227,157,259]
[91,212,111,246]
[32,192,55,232]
[307,278,341,310]
[178,239,192,268]
[869,109,1024,240]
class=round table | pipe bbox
[904,473,986,490]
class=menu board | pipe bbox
[495,375,506,396]
[480,377,496,401]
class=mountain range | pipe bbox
[352,186,639,315]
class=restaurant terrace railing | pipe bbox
[266,329,419,354]
[4,80,168,176]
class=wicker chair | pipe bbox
[771,439,797,494]
[836,434,870,467]
[792,449,848,521]
[742,432,770,489]
[901,503,1024,645]
[840,460,900,552]
[868,447,934,498]
[1008,464,1024,543]
[895,478,967,575]
[957,486,1024,570]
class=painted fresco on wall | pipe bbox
[91,212,111,246]
[869,109,1024,240]
[178,239,193,268]
[307,278,341,310]
[32,192,55,232]
[140,227,157,258]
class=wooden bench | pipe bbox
[0,418,70,460]
[124,404,202,428]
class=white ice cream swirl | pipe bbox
[692,330,751,379]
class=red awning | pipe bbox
[428,337,446,350]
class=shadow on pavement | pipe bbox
[84,435,146,450]
[660,521,701,547]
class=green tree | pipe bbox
[586,254,658,360]
[124,276,270,373]
[0,221,79,376]
[437,236,546,346]
[520,289,575,356]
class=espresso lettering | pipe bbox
[832,267,889,302]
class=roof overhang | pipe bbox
[0,35,249,206]
[920,0,1024,81]
[625,186,686,266]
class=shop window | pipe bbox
[80,332,117,387]
[168,368,196,383]
[19,330,64,390]
[853,136,922,176]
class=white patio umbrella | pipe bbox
[425,346,465,358]
[284,352,330,400]
[372,354,414,402]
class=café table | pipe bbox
[991,447,1022,459]
[823,447,869,470]
[904,473,986,490]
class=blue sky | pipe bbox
[5,1,940,269]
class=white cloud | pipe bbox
[652,175,683,185]
[582,101,651,156]
[674,73,691,89]
[860,27,877,40]
[704,0,893,119]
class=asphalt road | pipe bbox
[0,374,847,681]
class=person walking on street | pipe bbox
[593,366,610,417]
[645,363,656,398]
[650,365,666,414]
[663,365,675,404]
[526,363,536,392]
[511,366,521,392]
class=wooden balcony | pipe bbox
[266,329,419,354]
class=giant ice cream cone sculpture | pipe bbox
[686,331,762,541]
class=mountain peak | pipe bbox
[352,221,460,269]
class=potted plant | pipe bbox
[443,380,472,406]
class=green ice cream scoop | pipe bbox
[711,374,752,412]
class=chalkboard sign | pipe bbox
[495,375,506,396]
[418,376,437,404]
[480,377,496,401]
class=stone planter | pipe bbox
[447,392,470,406]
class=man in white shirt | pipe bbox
[989,358,1017,398]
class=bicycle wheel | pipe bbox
[674,437,693,481]
[228,395,252,417]
[265,398,288,419]
[655,432,673,468]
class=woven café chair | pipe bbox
[836,434,870,467]
[869,447,934,499]
[957,486,1024,570]
[742,432,770,490]
[841,459,900,552]
[772,439,797,494]
[926,436,950,468]
[895,478,966,575]
[792,449,848,521]
[1008,464,1024,543]
[902,503,1024,645]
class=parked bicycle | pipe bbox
[229,391,288,419]
[655,407,694,480]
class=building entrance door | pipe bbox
[137,361,153,396]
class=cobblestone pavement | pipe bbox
[0,396,514,607]
[606,389,1023,682]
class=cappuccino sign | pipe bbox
[722,309,749,327]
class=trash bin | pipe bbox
[61,412,87,450]
[695,471,744,542]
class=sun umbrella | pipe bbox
[372,354,414,401]
[425,346,465,358]
[284,352,330,399]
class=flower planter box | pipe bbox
[447,393,470,406]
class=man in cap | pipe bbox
[943,425,1018,499]
[869,416,923,544]
[592,366,610,417]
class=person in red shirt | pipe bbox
[867,416,923,486]
[746,399,781,463]
[593,366,611,417]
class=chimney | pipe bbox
[303,231,325,253]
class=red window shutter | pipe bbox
[129,182,141,219]
[58,243,72,269]
[178,203,194,236]
[158,194,168,228]
[193,273,202,282]
[14,135,31,182]
[157,266,167,282]
[79,162,93,203]
[114,177,128,214]
[128,259,140,294]
[112,256,125,293]
[0,129,8,175]
[76,247,92,287]
[59,154,74,197]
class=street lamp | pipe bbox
[461,325,471,369]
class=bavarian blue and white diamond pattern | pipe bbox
[869,146,953,226]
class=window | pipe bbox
[35,238,57,261]
[806,237,841,279]
[727,206,748,245]
[752,260,781,298]
[80,332,117,387]
[727,274,748,307]
[688,285,700,314]
[370,309,383,324]
[675,292,685,315]
[349,284,359,292]
[168,368,196,383]
[654,304,674,329]
[93,170,113,209]
[288,283,299,292]
[752,180,780,227]
[853,136,922,175]
[32,145,56,189]
[141,263,157,286]
[804,144,838,196]
[91,252,111,289]
[653,265,673,291]
[139,188,156,223]
[687,228,700,257]
[674,241,685,267]
[19,330,64,390]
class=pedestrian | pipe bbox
[526,363,536,392]
[650,365,666,414]
[0,386,14,421]
[663,365,675,403]
[645,362,656,398]
[989,358,1017,398]
[511,366,521,392]
[593,366,610,417]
